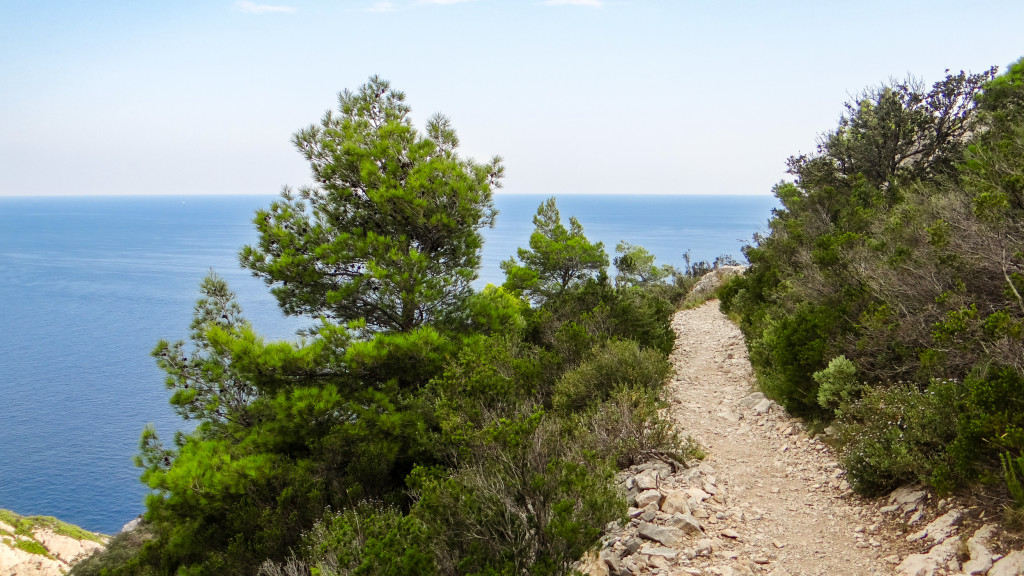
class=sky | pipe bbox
[1,1,1022,197]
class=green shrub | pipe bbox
[715,273,745,314]
[68,528,156,576]
[551,339,671,414]
[836,381,962,495]
[604,287,676,355]
[749,303,843,418]
[947,365,1024,478]
[1002,452,1024,510]
[284,504,435,576]
[410,411,623,576]
[814,355,861,412]
[14,538,50,557]
[578,386,698,468]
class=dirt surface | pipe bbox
[664,301,897,576]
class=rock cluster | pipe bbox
[579,458,781,576]
[893,511,1024,576]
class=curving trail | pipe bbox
[664,301,895,576]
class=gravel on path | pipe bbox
[664,301,896,576]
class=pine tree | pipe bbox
[240,76,504,333]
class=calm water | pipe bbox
[0,194,776,534]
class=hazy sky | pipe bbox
[2,1,1022,197]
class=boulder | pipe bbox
[990,550,1024,576]
[635,470,659,491]
[669,512,704,536]
[661,490,690,515]
[686,487,711,502]
[889,485,927,507]
[962,524,997,575]
[637,521,684,547]
[905,509,961,543]
[896,536,959,576]
[694,538,714,557]
[640,544,679,560]
[635,489,662,509]
[120,516,144,534]
[752,398,773,414]
[599,548,624,576]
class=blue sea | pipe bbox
[0,194,776,534]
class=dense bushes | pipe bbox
[552,339,671,413]
[75,170,691,574]
[723,58,1024,497]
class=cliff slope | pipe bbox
[0,510,106,576]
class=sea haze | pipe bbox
[0,193,776,534]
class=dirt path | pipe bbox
[663,301,895,576]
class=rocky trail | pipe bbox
[582,301,1024,576]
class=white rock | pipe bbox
[682,468,704,484]
[906,509,962,543]
[896,536,960,576]
[0,538,65,576]
[637,521,684,547]
[661,490,690,515]
[686,487,711,502]
[669,512,705,536]
[120,516,144,534]
[990,550,1024,576]
[737,393,766,409]
[635,489,662,508]
[963,524,997,575]
[889,485,927,507]
[635,470,659,491]
[646,554,672,571]
[0,523,106,576]
[32,529,104,564]
[599,548,624,575]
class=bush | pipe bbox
[68,528,156,576]
[410,411,624,576]
[749,303,843,418]
[551,339,671,414]
[814,355,861,412]
[269,504,436,576]
[836,381,962,495]
[577,386,698,468]
[1002,452,1024,510]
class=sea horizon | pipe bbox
[0,193,777,533]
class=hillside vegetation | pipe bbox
[720,58,1024,502]
[71,78,710,576]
